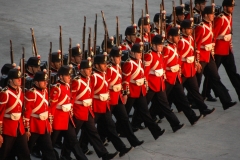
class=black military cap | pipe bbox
[57,65,73,76]
[138,15,150,27]
[181,19,194,29]
[168,27,180,36]
[72,44,82,57]
[33,70,48,81]
[8,67,22,79]
[222,0,235,7]
[80,57,92,69]
[195,0,208,4]
[153,13,160,23]
[203,6,215,15]
[1,63,15,75]
[175,6,185,16]
[109,46,122,57]
[152,35,164,45]
[131,42,144,53]
[94,53,108,64]
[101,37,114,50]
[125,24,137,36]
[51,50,62,62]
[27,56,41,67]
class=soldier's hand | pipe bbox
[0,135,3,148]
[122,95,128,104]
[25,132,31,141]
[196,63,202,73]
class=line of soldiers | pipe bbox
[0,0,239,160]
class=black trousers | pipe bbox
[111,99,140,146]
[28,131,56,160]
[51,121,87,160]
[165,79,197,124]
[0,131,30,160]
[202,52,240,101]
[145,88,181,128]
[80,110,126,152]
[125,94,163,140]
[196,56,232,106]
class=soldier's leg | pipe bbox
[0,134,16,159]
[51,130,61,147]
[14,133,31,160]
[27,132,40,153]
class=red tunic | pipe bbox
[91,71,110,113]
[163,42,182,85]
[213,12,233,55]
[106,64,123,105]
[24,88,51,134]
[49,82,71,130]
[177,35,196,78]
[144,50,165,92]
[122,58,147,98]
[71,76,94,121]
[194,20,213,63]
[0,86,25,137]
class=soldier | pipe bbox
[0,63,15,89]
[107,46,144,145]
[70,44,82,76]
[49,65,87,160]
[101,37,114,54]
[177,19,215,116]
[137,15,151,42]
[185,0,207,20]
[51,50,62,73]
[144,35,185,132]
[24,70,56,160]
[152,13,166,36]
[122,43,165,140]
[205,0,240,101]
[163,27,203,125]
[0,67,31,160]
[26,56,41,78]
[194,6,236,110]
[62,58,119,160]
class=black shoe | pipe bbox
[172,123,185,133]
[119,146,134,157]
[190,115,203,126]
[201,108,216,117]
[155,129,165,140]
[153,117,162,123]
[132,126,139,132]
[83,149,94,155]
[132,140,144,147]
[223,101,237,110]
[102,151,119,160]
[206,94,217,102]
[31,147,42,158]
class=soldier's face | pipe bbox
[143,25,151,33]
[135,52,142,60]
[225,6,234,14]
[37,81,47,89]
[72,55,82,64]
[177,15,185,22]
[130,35,137,43]
[156,44,163,52]
[62,75,71,84]
[183,28,192,36]
[82,68,92,77]
[173,35,180,43]
[112,56,121,65]
[97,63,107,72]
[200,2,206,11]
[206,13,214,22]
[51,62,62,70]
[11,78,21,87]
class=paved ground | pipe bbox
[0,0,240,160]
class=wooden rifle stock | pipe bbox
[172,1,176,27]
[190,0,193,19]
[10,40,14,64]
[145,0,149,15]
[180,0,183,5]
[82,16,86,59]
[132,0,134,25]
[68,38,72,65]
[88,27,92,57]
[30,28,38,56]
[21,47,26,113]
[93,14,97,55]
[101,11,109,38]
[160,4,163,35]
[116,16,120,46]
[162,0,165,10]
[59,26,63,66]
[48,42,52,102]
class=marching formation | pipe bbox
[0,0,239,160]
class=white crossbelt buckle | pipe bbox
[83,99,92,107]
[39,111,48,120]
[61,104,71,112]
[224,34,231,41]
[11,113,21,120]
[112,84,122,92]
[99,93,109,101]
[204,44,213,51]
[186,56,195,63]
[154,69,164,77]
[135,78,144,86]
[170,64,180,72]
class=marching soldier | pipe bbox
[0,67,31,160]
[49,65,87,160]
[144,35,185,132]
[24,70,56,160]
[194,6,236,110]
[185,0,207,19]
[163,27,203,125]
[0,63,15,89]
[26,56,41,78]
[51,50,62,73]
[107,46,144,146]
[70,44,82,76]
[62,58,119,160]
[101,37,114,54]
[137,15,151,42]
[177,19,215,116]
[122,43,165,140]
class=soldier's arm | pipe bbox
[0,90,8,135]
[24,89,35,131]
[162,45,169,69]
[49,85,60,116]
[213,16,223,43]
[71,78,80,105]
[122,60,132,95]
[194,25,204,52]
[144,52,152,81]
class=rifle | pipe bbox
[131,0,134,25]
[190,0,193,19]
[21,47,26,113]
[10,40,14,64]
[141,9,144,43]
[30,28,38,56]
[162,0,165,10]
[180,0,183,5]
[104,26,108,53]
[101,11,109,38]
[59,26,63,66]
[48,42,52,101]
[93,14,97,55]
[82,16,86,59]
[116,16,120,46]
[68,38,72,65]
[145,0,149,15]
[172,1,177,27]
[88,27,92,58]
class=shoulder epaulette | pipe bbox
[53,83,60,88]
[107,63,112,68]
[29,88,35,92]
[218,13,224,17]
[125,58,131,62]
[199,22,204,26]
[136,33,141,38]
[0,87,8,92]
[146,50,152,54]
[73,76,80,80]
